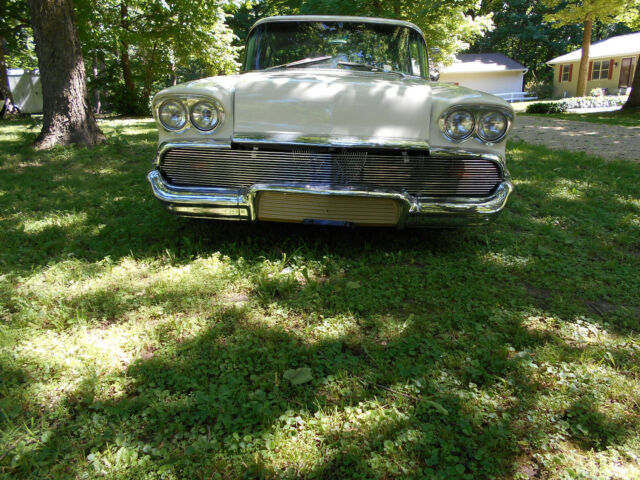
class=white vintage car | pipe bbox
[148,15,514,227]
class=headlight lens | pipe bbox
[158,100,187,130]
[443,110,475,140]
[477,111,508,142]
[190,101,220,131]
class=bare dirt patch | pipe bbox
[511,116,640,162]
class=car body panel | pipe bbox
[148,16,515,228]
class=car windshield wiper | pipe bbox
[337,61,379,71]
[265,56,333,71]
[337,61,407,78]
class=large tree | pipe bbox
[544,0,630,97]
[620,0,640,110]
[27,0,105,149]
[622,60,640,110]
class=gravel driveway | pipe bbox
[510,115,640,162]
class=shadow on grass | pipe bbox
[10,282,640,478]
[1,121,640,478]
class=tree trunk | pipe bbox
[27,0,105,149]
[120,2,135,98]
[142,43,157,101]
[169,50,177,86]
[576,16,592,97]
[0,36,17,119]
[92,52,101,114]
[393,0,400,16]
[170,61,177,86]
[621,59,640,111]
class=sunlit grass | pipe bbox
[1,118,639,479]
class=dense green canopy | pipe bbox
[1,0,639,114]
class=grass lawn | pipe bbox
[520,110,640,128]
[1,118,639,479]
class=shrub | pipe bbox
[561,96,626,109]
[525,79,553,100]
[525,96,628,114]
[525,102,568,114]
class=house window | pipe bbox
[561,64,571,82]
[591,60,610,80]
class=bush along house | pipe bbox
[547,32,639,98]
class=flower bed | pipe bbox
[526,96,627,114]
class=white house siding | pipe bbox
[438,71,524,96]
[7,70,43,114]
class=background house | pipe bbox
[438,53,528,100]
[547,32,639,98]
[5,69,43,114]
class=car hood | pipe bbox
[232,70,432,147]
[155,69,512,153]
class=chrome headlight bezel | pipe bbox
[157,99,188,131]
[438,106,513,145]
[190,99,224,131]
[153,95,225,134]
[440,109,475,141]
[477,111,509,143]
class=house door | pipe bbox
[619,57,634,88]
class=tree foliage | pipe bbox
[470,0,583,84]
[543,0,635,96]
[75,0,240,114]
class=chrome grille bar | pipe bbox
[159,147,502,198]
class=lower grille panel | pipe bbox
[160,147,502,198]
[257,192,402,226]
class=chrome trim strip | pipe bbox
[232,133,429,150]
[148,169,513,227]
[155,141,231,167]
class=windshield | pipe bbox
[242,21,428,77]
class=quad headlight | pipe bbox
[155,96,224,132]
[439,107,511,143]
[442,110,475,140]
[477,111,508,142]
[190,100,220,131]
[158,99,187,131]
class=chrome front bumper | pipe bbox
[147,169,513,227]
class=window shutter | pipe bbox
[608,59,614,80]
[588,61,593,80]
[559,65,563,82]
[569,64,573,82]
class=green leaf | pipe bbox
[283,367,313,385]
[422,400,449,416]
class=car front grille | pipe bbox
[159,147,502,198]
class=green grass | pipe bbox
[520,110,640,127]
[1,118,640,479]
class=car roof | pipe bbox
[250,15,425,38]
